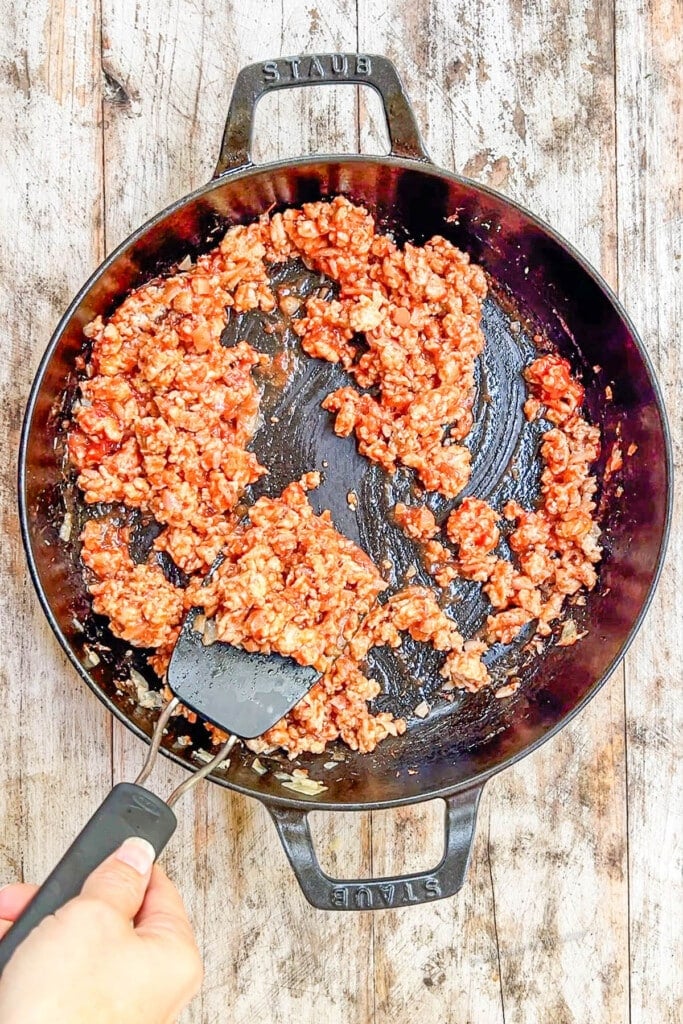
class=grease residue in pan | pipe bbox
[210,258,559,721]
[55,255,589,751]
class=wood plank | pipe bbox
[0,0,112,886]
[358,2,630,1021]
[100,3,374,1022]
[370,794,506,1022]
[615,1,683,1021]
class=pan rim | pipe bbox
[17,152,674,812]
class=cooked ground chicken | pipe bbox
[260,198,487,496]
[68,197,601,758]
[394,354,602,648]
[392,503,439,541]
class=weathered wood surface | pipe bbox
[616,2,682,1022]
[0,2,680,1023]
[0,0,113,897]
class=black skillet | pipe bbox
[15,54,672,915]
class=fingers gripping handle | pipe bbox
[215,53,430,175]
[269,787,482,910]
[0,784,177,975]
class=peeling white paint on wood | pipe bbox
[0,2,679,1022]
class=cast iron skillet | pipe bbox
[19,54,672,910]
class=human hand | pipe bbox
[0,837,203,1024]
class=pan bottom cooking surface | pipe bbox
[54,227,599,765]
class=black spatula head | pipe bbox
[167,609,320,739]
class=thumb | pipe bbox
[79,836,156,920]
[0,883,40,939]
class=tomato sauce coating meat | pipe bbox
[67,199,602,757]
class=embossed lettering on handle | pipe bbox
[214,53,430,176]
[330,876,442,910]
[267,788,482,911]
[260,54,373,83]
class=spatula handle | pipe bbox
[0,783,177,976]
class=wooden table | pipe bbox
[1,2,680,1021]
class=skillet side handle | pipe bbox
[214,53,430,177]
[267,786,482,911]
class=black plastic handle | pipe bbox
[214,53,430,176]
[268,787,482,910]
[0,783,177,975]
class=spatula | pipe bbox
[167,607,319,739]
[0,617,321,975]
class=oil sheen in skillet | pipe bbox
[228,258,554,723]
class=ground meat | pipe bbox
[68,199,601,758]
[523,353,584,424]
[441,639,490,692]
[481,356,601,643]
[486,608,535,646]
[81,519,184,650]
[263,197,487,497]
[67,198,497,756]
[250,582,490,757]
[252,655,406,757]
[421,539,461,586]
[394,355,602,648]
[445,497,501,580]
[183,478,387,674]
[392,503,439,541]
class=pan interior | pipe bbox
[233,257,548,714]
[22,158,670,807]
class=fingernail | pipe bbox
[115,837,156,876]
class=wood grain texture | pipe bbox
[615,1,682,1022]
[0,1,679,1022]
[0,0,113,889]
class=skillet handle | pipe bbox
[267,786,482,911]
[0,784,177,976]
[214,53,430,176]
